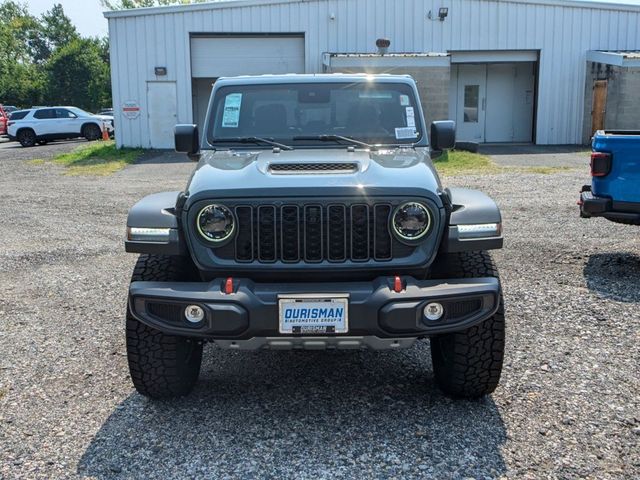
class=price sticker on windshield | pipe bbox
[222,93,242,128]
[395,127,418,140]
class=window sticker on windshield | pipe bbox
[395,127,418,140]
[222,93,242,128]
[405,107,415,127]
[400,95,410,106]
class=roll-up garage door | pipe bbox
[191,35,305,136]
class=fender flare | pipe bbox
[442,188,503,252]
[125,191,187,255]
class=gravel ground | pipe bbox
[480,144,590,168]
[0,147,638,479]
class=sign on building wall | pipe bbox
[122,101,141,119]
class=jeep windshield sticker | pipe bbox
[405,107,416,127]
[400,94,410,106]
[358,92,392,99]
[221,93,242,128]
[395,127,418,140]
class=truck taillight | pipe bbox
[590,152,611,177]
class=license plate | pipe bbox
[278,295,349,334]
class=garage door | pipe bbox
[190,35,305,78]
[191,35,305,136]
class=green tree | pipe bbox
[38,4,80,61]
[101,0,208,9]
[46,38,111,111]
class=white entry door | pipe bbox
[147,82,177,149]
[456,65,486,142]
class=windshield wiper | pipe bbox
[293,135,376,150]
[211,136,293,150]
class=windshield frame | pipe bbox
[204,81,427,150]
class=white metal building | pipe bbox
[105,0,640,148]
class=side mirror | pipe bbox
[175,124,200,159]
[430,120,456,151]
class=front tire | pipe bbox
[429,251,505,398]
[126,254,203,399]
[83,123,101,141]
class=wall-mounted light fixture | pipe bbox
[376,38,391,55]
[154,66,167,76]
[427,7,449,21]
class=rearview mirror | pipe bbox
[175,124,200,159]
[430,120,456,151]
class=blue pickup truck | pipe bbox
[580,130,640,225]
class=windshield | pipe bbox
[207,82,424,148]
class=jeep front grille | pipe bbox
[229,202,396,263]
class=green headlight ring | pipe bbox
[391,201,432,242]
[196,204,236,244]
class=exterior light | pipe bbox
[457,223,502,239]
[424,302,444,321]
[196,204,235,243]
[392,202,432,242]
[438,7,449,21]
[127,227,171,243]
[185,305,205,324]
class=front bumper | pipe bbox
[128,275,501,347]
[579,186,640,223]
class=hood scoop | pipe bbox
[269,162,358,174]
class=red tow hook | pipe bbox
[393,275,404,293]
[224,277,234,294]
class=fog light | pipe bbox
[424,302,444,321]
[185,305,205,323]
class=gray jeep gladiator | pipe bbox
[125,74,505,399]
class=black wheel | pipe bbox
[17,129,36,147]
[83,123,101,141]
[126,254,203,399]
[429,251,505,398]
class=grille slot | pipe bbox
[147,302,184,323]
[225,202,402,264]
[269,162,358,174]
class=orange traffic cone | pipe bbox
[102,122,110,141]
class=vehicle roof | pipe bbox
[214,73,417,87]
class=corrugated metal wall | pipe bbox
[107,0,640,147]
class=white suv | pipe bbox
[7,106,114,147]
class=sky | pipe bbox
[26,0,108,38]
[24,0,640,40]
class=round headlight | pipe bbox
[196,204,235,243]
[392,202,431,241]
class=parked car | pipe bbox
[579,130,640,225]
[97,108,114,116]
[7,106,114,147]
[0,105,7,136]
[124,74,505,400]
[3,105,18,114]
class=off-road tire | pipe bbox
[17,129,36,147]
[429,251,505,398]
[83,123,101,141]
[126,254,203,399]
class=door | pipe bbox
[32,108,57,136]
[591,80,607,136]
[147,82,177,149]
[55,108,83,135]
[190,36,305,78]
[484,63,535,142]
[456,65,486,142]
[455,62,536,143]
